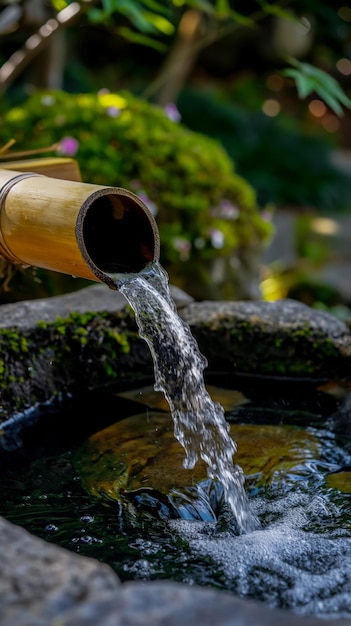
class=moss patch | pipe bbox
[0,308,153,426]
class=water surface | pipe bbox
[0,383,350,619]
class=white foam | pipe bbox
[169,492,351,618]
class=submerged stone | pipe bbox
[326,470,351,493]
[116,384,248,412]
[75,412,320,521]
[75,412,219,521]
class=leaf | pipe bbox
[299,63,351,106]
[95,0,175,35]
[117,26,168,52]
[215,0,231,18]
[283,69,313,99]
[312,86,344,117]
[283,60,351,116]
[101,0,116,15]
[142,0,171,16]
[87,7,110,23]
[229,10,254,27]
[112,0,158,33]
[257,1,298,21]
[142,10,175,35]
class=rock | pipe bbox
[0,284,194,426]
[182,298,351,378]
[75,410,219,521]
[0,283,192,330]
[0,516,120,625]
[326,470,351,493]
[0,291,349,432]
[0,288,351,430]
[117,383,248,412]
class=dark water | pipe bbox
[0,381,351,618]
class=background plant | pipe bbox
[0,0,350,307]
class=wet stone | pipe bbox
[116,383,249,412]
[181,298,351,378]
[326,470,351,493]
[3,516,329,626]
[1,288,351,427]
[0,515,120,625]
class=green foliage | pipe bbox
[80,0,351,115]
[178,88,351,213]
[257,1,297,20]
[283,59,351,117]
[0,90,272,298]
[87,0,176,52]
[85,0,255,34]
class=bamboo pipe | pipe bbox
[0,169,160,289]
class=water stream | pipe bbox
[114,260,259,534]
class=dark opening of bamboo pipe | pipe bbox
[77,188,159,285]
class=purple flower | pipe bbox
[130,179,141,190]
[209,228,224,249]
[172,237,191,261]
[210,199,239,220]
[57,136,79,157]
[107,106,121,118]
[261,209,273,222]
[219,199,239,220]
[164,103,181,122]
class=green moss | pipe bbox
[204,318,347,377]
[41,313,130,365]
[0,330,28,354]
[0,308,142,420]
[105,328,130,354]
[0,328,31,392]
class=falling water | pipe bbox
[114,260,259,534]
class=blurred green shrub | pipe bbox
[0,90,273,300]
[178,89,351,214]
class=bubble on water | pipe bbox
[71,535,103,545]
[123,558,157,579]
[80,514,95,523]
[130,538,164,556]
[44,523,58,532]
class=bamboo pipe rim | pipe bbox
[76,186,160,289]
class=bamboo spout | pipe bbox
[0,169,160,289]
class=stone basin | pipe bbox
[0,283,351,626]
